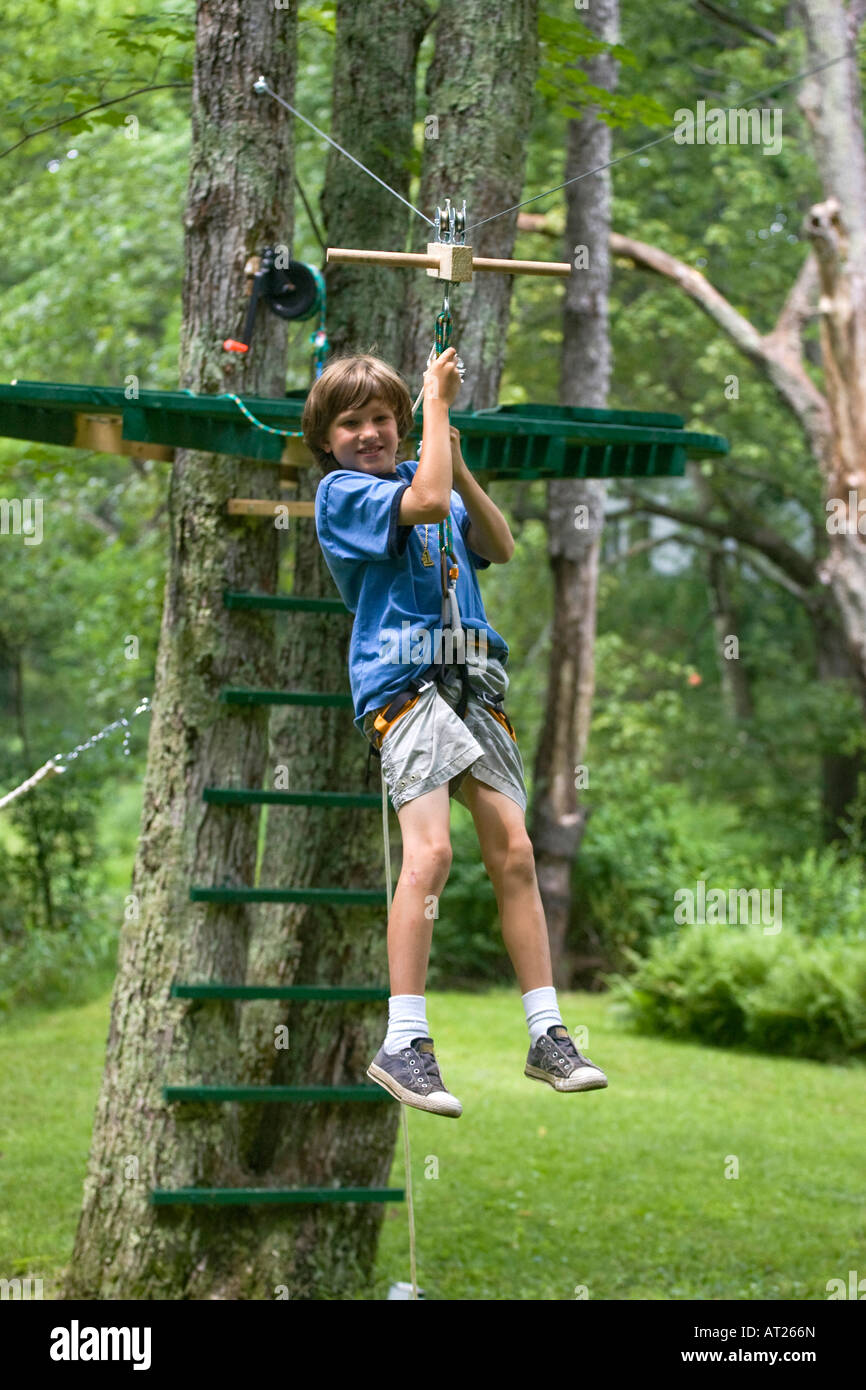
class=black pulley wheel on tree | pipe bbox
[267,260,323,321]
[224,249,326,353]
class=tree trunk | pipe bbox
[247,0,540,1295]
[690,468,754,720]
[799,2,866,679]
[401,0,539,403]
[704,545,754,720]
[239,0,434,1300]
[812,594,866,843]
[530,0,618,989]
[64,0,295,1300]
[397,0,541,928]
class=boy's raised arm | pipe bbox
[398,347,462,525]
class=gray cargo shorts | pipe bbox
[362,652,527,815]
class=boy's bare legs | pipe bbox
[458,772,553,992]
[389,783,453,994]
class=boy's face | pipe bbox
[322,395,400,475]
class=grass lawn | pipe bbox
[1,984,863,1300]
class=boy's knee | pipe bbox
[491,835,536,883]
[405,838,452,882]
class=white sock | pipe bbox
[522,985,564,1045]
[384,994,430,1054]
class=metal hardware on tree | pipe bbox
[223,246,327,357]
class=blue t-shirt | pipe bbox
[314,458,509,734]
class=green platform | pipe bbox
[0,381,728,478]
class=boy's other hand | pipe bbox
[449,425,469,481]
[424,346,461,406]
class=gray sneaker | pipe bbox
[525,1025,608,1092]
[367,1036,463,1117]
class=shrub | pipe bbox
[604,925,866,1064]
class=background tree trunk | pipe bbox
[530,0,619,989]
[64,0,295,1300]
[401,0,539,407]
[690,468,754,720]
[797,0,866,675]
[610,2,866,709]
[814,599,866,843]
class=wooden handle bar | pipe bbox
[327,247,571,277]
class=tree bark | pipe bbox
[796,0,866,673]
[397,0,541,932]
[64,0,295,1299]
[690,468,754,720]
[814,601,866,842]
[530,0,618,989]
[401,0,539,404]
[247,0,540,1295]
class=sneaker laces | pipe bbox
[409,1037,446,1090]
[547,1028,592,1069]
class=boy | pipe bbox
[305,346,607,1118]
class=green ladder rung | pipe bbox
[190,886,386,904]
[203,788,380,808]
[223,590,350,614]
[221,689,353,707]
[151,1187,404,1206]
[164,1085,392,1102]
[171,984,389,1000]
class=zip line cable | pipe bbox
[464,37,866,233]
[253,78,433,227]
[255,38,866,238]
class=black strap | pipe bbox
[362,645,513,789]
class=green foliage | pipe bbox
[0,909,118,1013]
[536,7,666,129]
[605,926,866,1064]
[1,1,192,158]
[299,2,336,36]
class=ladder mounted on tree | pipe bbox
[151,590,404,1210]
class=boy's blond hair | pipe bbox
[302,353,416,475]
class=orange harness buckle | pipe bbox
[483,702,517,742]
[372,691,422,748]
